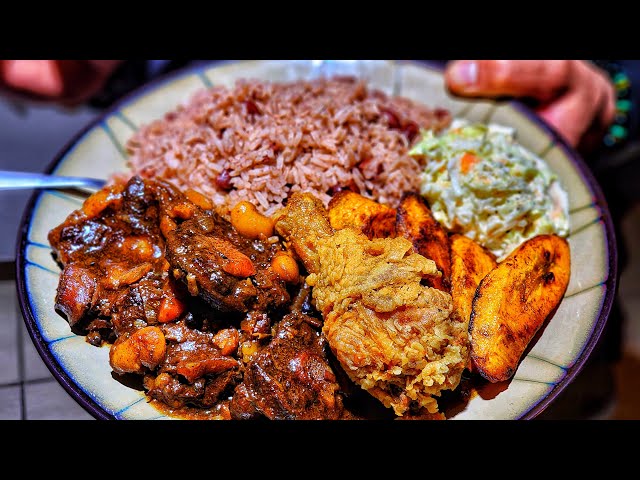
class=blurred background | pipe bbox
[0,60,638,420]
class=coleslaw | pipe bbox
[410,120,570,261]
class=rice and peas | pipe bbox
[126,76,569,255]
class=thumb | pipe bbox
[445,60,573,102]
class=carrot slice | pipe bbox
[460,152,480,174]
[157,280,186,323]
[210,237,256,277]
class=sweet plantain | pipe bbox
[450,233,497,332]
[396,192,451,292]
[327,190,396,239]
[469,234,571,383]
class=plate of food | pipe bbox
[16,60,617,420]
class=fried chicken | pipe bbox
[273,193,469,416]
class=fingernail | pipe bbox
[449,61,478,87]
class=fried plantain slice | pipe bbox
[327,190,396,239]
[450,233,497,331]
[469,234,571,383]
[396,192,451,292]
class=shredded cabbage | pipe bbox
[410,120,570,261]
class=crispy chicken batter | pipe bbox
[274,193,468,416]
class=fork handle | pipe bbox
[0,170,105,191]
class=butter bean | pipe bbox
[230,201,274,239]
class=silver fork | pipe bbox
[0,170,106,191]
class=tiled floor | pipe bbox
[0,265,93,420]
[1,87,639,421]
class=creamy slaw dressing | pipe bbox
[410,120,569,261]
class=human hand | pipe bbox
[444,60,616,153]
[0,60,123,106]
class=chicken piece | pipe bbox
[273,193,469,416]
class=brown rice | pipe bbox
[126,76,451,217]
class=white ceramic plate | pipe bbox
[16,60,617,420]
